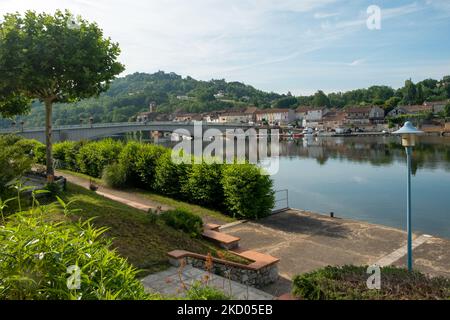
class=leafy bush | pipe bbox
[116,141,142,186]
[291,265,450,300]
[135,144,166,188]
[13,139,46,164]
[0,206,153,300]
[53,141,84,170]
[76,139,123,177]
[184,281,231,300]
[0,136,34,198]
[184,162,224,208]
[44,182,63,196]
[160,209,203,238]
[153,150,191,199]
[222,163,275,219]
[48,138,276,219]
[102,162,127,188]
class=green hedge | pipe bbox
[222,163,275,219]
[13,139,46,164]
[75,139,123,177]
[292,265,450,300]
[119,142,166,188]
[153,149,191,199]
[184,162,224,208]
[0,135,40,198]
[53,141,84,171]
[51,139,275,219]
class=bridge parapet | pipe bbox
[0,121,256,143]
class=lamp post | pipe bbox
[393,121,423,271]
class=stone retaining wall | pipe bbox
[169,253,278,288]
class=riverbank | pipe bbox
[224,208,450,295]
[54,169,449,295]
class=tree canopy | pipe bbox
[0,10,124,178]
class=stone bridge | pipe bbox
[0,121,255,143]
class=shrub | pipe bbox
[116,141,142,186]
[44,182,63,196]
[291,265,450,300]
[53,141,83,170]
[76,139,123,177]
[136,144,167,188]
[102,162,127,188]
[160,209,203,238]
[0,207,152,300]
[0,136,33,198]
[184,281,231,300]
[153,150,191,199]
[222,163,275,219]
[13,139,45,164]
[184,162,224,208]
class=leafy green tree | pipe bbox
[416,84,424,104]
[445,102,450,118]
[274,96,298,108]
[312,90,330,107]
[402,79,417,105]
[0,10,124,181]
[384,96,401,113]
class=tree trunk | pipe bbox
[44,99,54,182]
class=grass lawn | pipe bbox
[56,183,248,276]
[57,169,235,224]
[132,189,235,224]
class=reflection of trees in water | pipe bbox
[279,136,450,174]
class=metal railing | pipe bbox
[272,189,289,214]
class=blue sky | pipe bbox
[1,0,450,95]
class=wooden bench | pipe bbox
[231,248,280,269]
[204,223,221,231]
[201,229,240,250]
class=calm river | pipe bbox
[272,135,450,239]
[153,134,450,238]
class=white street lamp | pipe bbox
[393,121,423,271]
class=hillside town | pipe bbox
[135,100,450,133]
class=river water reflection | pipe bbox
[154,134,450,238]
[273,135,450,239]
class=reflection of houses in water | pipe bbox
[157,135,450,172]
[274,136,450,172]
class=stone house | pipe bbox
[255,108,296,125]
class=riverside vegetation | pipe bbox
[292,265,450,300]
[52,138,275,220]
[0,135,249,299]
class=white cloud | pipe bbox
[314,12,340,19]
[348,59,365,66]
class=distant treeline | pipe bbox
[2,71,449,128]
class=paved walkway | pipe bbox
[141,265,274,300]
[225,209,450,294]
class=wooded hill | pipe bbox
[1,71,449,128]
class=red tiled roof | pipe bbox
[345,106,371,113]
[400,105,432,113]
[255,108,291,114]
